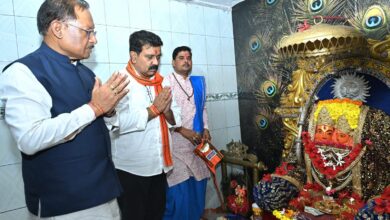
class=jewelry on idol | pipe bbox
[172,72,194,101]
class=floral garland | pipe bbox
[272,209,296,220]
[373,185,390,214]
[302,132,363,179]
[289,183,324,211]
[226,180,249,215]
[288,183,365,219]
[260,162,295,182]
[312,139,353,150]
[314,98,362,129]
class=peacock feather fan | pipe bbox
[291,0,347,25]
[253,106,284,170]
[248,0,297,35]
[246,30,274,62]
[254,62,287,109]
[345,0,390,40]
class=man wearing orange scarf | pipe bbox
[105,30,181,220]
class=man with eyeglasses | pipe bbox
[0,0,128,219]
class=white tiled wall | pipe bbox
[0,0,240,218]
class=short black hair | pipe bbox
[37,0,90,35]
[172,46,192,60]
[129,30,163,54]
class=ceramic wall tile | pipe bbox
[14,17,41,58]
[150,0,171,32]
[225,99,240,127]
[0,15,18,62]
[171,32,189,51]
[104,0,129,27]
[222,65,238,93]
[205,36,222,65]
[220,37,235,65]
[227,126,242,143]
[203,7,220,37]
[13,0,43,17]
[106,26,131,63]
[0,208,29,220]
[170,1,188,33]
[219,10,233,38]
[210,128,228,150]
[187,4,205,35]
[83,62,111,82]
[0,164,25,213]
[189,35,207,65]
[208,101,227,130]
[0,120,20,165]
[192,64,208,77]
[128,0,151,30]
[0,0,14,16]
[159,64,173,78]
[88,0,106,25]
[0,62,9,71]
[206,65,224,94]
[109,63,126,74]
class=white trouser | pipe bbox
[28,199,120,220]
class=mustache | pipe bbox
[148,65,159,71]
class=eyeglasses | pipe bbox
[64,22,97,39]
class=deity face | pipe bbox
[338,81,360,100]
[332,129,353,146]
[314,125,335,142]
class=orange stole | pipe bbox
[126,63,173,166]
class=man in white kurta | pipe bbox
[105,30,181,220]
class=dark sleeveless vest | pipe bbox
[4,43,122,217]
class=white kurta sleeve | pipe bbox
[0,63,96,155]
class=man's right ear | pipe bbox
[50,20,64,39]
[130,51,137,63]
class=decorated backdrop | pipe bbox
[232,0,390,171]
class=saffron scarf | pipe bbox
[126,63,173,166]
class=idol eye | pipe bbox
[362,5,386,30]
[262,80,277,97]
[256,115,268,130]
[309,0,324,13]
[266,0,278,6]
[249,35,262,53]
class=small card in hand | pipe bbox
[194,140,223,174]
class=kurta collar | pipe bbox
[173,71,190,81]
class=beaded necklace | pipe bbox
[145,86,153,103]
[172,73,193,101]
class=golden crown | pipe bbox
[277,24,367,58]
[316,107,334,126]
[335,114,353,135]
